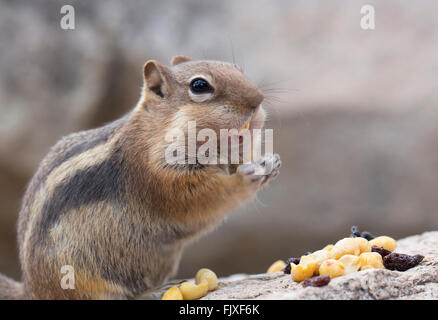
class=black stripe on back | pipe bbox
[44,115,129,178]
[37,152,125,237]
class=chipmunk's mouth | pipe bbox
[227,106,265,143]
[237,118,251,135]
[238,106,265,133]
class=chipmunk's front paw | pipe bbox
[237,153,281,186]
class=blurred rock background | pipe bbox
[1,0,438,280]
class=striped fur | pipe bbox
[1,58,275,299]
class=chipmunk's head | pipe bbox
[141,56,265,136]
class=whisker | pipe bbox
[261,87,300,94]
[257,76,295,89]
[262,100,283,130]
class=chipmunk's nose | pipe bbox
[246,89,264,110]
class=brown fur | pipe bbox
[0,57,279,299]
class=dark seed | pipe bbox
[283,257,301,274]
[383,252,424,271]
[371,245,392,257]
[350,226,375,240]
[350,226,361,237]
[302,275,331,288]
[360,231,375,241]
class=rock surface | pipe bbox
[199,232,438,300]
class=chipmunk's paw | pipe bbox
[237,153,281,186]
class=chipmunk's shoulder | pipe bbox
[43,113,130,173]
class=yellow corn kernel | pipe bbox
[330,237,361,259]
[266,260,286,274]
[179,280,209,300]
[338,254,361,275]
[301,250,330,275]
[291,262,317,282]
[369,236,397,252]
[313,249,331,262]
[355,237,372,253]
[359,252,384,270]
[299,253,317,266]
[161,286,184,300]
[319,259,345,278]
[195,268,218,291]
[323,244,334,252]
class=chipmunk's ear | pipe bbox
[143,60,173,98]
[170,55,192,66]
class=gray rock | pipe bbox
[200,231,438,299]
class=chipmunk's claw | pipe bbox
[237,153,281,186]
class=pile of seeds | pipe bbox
[267,226,425,287]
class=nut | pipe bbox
[179,280,209,300]
[195,268,218,291]
[290,262,317,282]
[266,260,286,274]
[299,253,317,266]
[319,259,345,278]
[359,252,384,270]
[330,237,361,259]
[338,254,361,274]
[369,236,397,252]
[300,250,330,274]
[330,237,371,259]
[355,237,372,253]
[161,286,183,300]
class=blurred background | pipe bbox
[1,0,438,281]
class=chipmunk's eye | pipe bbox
[189,78,214,94]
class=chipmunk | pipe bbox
[0,56,281,299]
